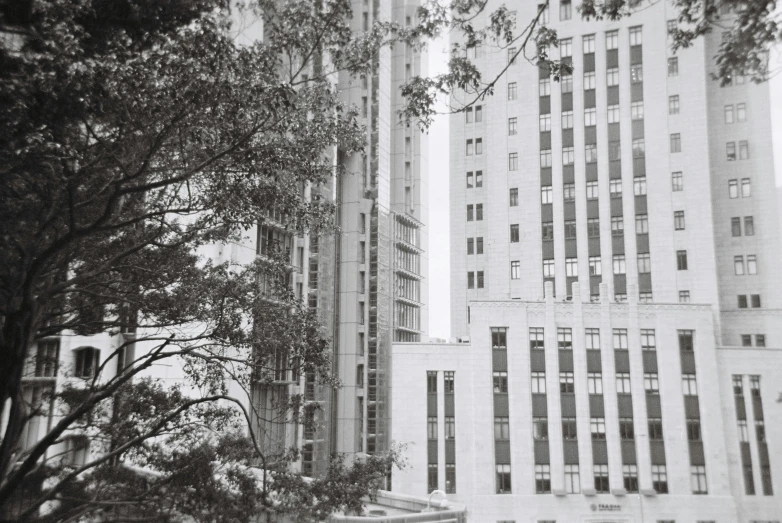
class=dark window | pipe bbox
[687,418,701,441]
[445,464,456,494]
[494,417,510,440]
[619,418,635,440]
[74,347,100,378]
[588,218,600,238]
[444,371,454,393]
[533,417,548,440]
[677,250,688,270]
[428,464,438,492]
[427,371,437,393]
[497,464,512,494]
[738,295,748,308]
[477,271,484,288]
[509,188,518,206]
[751,294,761,308]
[594,465,610,493]
[565,220,577,239]
[744,216,754,236]
[535,465,551,494]
[476,237,484,254]
[542,222,554,240]
[476,204,483,221]
[491,327,507,349]
[648,418,663,440]
[678,330,694,352]
[510,224,520,243]
[493,371,508,393]
[732,217,742,237]
[562,417,577,440]
[529,327,545,350]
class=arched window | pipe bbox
[73,347,100,378]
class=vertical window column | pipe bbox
[679,330,707,494]
[444,371,456,493]
[606,30,625,300]
[539,61,554,291]
[492,328,512,493]
[732,375,755,495]
[529,327,549,493]
[749,375,773,495]
[558,328,579,493]
[640,329,666,493]
[613,328,637,493]
[584,327,603,494]
[426,371,438,493]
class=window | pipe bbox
[561,75,573,93]
[623,464,639,493]
[734,255,745,275]
[744,216,754,236]
[756,419,766,442]
[538,78,549,96]
[594,464,610,493]
[535,464,551,494]
[747,255,757,275]
[670,133,681,153]
[589,256,602,276]
[494,416,510,440]
[610,179,623,197]
[496,464,512,494]
[539,113,551,132]
[644,372,659,394]
[538,2,550,24]
[582,33,596,53]
[751,294,761,308]
[563,183,576,201]
[510,224,519,243]
[64,436,89,467]
[731,217,741,236]
[465,107,474,124]
[562,417,577,439]
[558,328,573,350]
[738,419,749,442]
[607,104,620,123]
[632,138,645,158]
[585,328,600,350]
[588,372,603,394]
[606,30,618,50]
[616,372,631,393]
[475,204,483,221]
[560,0,571,20]
[741,178,751,197]
[475,138,483,155]
[679,290,690,303]
[652,465,668,494]
[565,464,580,494]
[492,327,507,348]
[543,259,554,277]
[677,250,688,271]
[732,375,744,396]
[691,465,708,494]
[559,38,572,57]
[74,347,100,378]
[467,272,474,289]
[741,334,752,346]
[561,110,573,129]
[508,82,518,100]
[560,371,575,393]
[687,418,701,441]
[674,210,685,230]
[739,140,748,160]
[611,216,624,237]
[562,147,575,166]
[533,417,548,440]
[727,141,736,160]
[466,172,474,189]
[476,237,484,255]
[613,254,626,275]
[727,179,740,198]
[629,26,642,46]
[756,333,765,347]
[668,57,679,76]
[737,103,746,121]
[542,222,554,240]
[475,106,483,123]
[580,107,597,128]
[493,371,509,394]
[619,418,635,439]
[669,95,680,114]
[466,238,475,255]
[591,417,606,439]
[672,171,683,191]
[544,149,551,171]
[634,177,647,196]
[750,375,761,396]
[507,47,516,65]
[725,104,734,123]
[648,418,663,440]
[585,144,597,163]
[638,253,651,273]
[565,220,577,239]
[587,218,600,238]
[606,67,619,86]
[445,464,456,494]
[510,261,520,280]
[631,101,644,120]
[630,64,643,83]
[466,204,474,222]
[639,292,653,303]
[532,372,547,393]
[508,117,518,135]
[508,188,519,207]
[738,294,748,308]
[427,416,438,440]
[635,214,648,234]
[477,271,484,288]
[584,71,596,90]
[31,340,59,378]
[585,181,599,200]
[465,139,474,156]
[682,374,698,396]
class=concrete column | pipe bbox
[598,283,624,494]
[571,283,595,493]
[544,282,565,494]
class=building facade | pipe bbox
[392,284,782,522]
[449,0,782,348]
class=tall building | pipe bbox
[388,1,782,522]
[449,0,782,348]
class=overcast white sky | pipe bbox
[425,40,782,341]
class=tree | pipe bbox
[0,0,408,520]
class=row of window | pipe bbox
[497,462,706,496]
[527,370,699,396]
[540,210,685,241]
[497,327,693,352]
[737,294,762,309]
[529,135,680,169]
[533,251,686,279]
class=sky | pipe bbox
[424,39,782,341]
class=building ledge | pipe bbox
[394,266,423,280]
[395,295,422,307]
[394,239,423,254]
